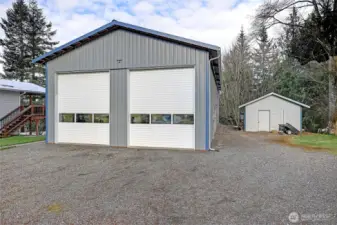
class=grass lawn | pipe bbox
[0,136,45,148]
[290,134,337,154]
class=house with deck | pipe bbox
[0,79,45,137]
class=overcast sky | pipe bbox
[0,0,266,73]
[0,0,266,48]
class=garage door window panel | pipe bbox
[151,114,171,124]
[131,114,150,124]
[59,113,75,123]
[94,114,109,123]
[76,114,93,123]
[173,114,194,124]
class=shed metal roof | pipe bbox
[32,20,222,90]
[238,92,310,109]
[0,79,45,94]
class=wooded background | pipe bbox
[220,0,337,133]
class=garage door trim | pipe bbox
[56,72,110,145]
[127,67,196,149]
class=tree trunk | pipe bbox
[328,56,337,126]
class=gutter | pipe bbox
[208,54,221,152]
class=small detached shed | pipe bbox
[239,92,310,132]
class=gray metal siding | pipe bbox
[48,30,199,71]
[47,29,208,149]
[110,69,128,146]
[0,90,20,125]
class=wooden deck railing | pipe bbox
[0,106,24,129]
[0,105,45,137]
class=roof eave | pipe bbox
[209,49,221,91]
[239,92,310,109]
[0,88,45,95]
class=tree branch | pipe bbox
[312,0,322,20]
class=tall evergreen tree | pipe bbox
[252,24,278,97]
[235,26,253,102]
[0,0,58,85]
[220,27,253,125]
[26,0,58,86]
[278,7,302,58]
[0,0,29,81]
[236,26,251,66]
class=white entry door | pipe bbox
[129,68,195,149]
[258,110,270,132]
[57,72,110,145]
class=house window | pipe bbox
[173,114,194,124]
[59,113,75,123]
[76,114,93,123]
[130,114,150,124]
[94,114,109,123]
[151,114,171,124]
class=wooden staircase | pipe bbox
[0,105,45,138]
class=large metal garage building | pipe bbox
[33,20,221,150]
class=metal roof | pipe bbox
[238,92,310,109]
[32,20,222,90]
[0,79,45,95]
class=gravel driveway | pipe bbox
[1,126,336,225]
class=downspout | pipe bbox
[45,63,48,143]
[208,54,221,152]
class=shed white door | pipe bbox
[129,68,195,149]
[57,72,110,145]
[258,110,270,132]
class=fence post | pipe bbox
[35,119,39,136]
[29,95,33,135]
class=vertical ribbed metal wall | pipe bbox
[47,29,211,149]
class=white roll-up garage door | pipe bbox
[57,72,110,145]
[129,68,195,149]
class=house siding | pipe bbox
[245,95,302,132]
[47,29,211,149]
[0,90,20,126]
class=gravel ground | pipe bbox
[1,126,337,225]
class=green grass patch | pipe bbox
[0,136,45,148]
[291,134,337,154]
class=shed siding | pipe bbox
[0,90,20,125]
[245,95,301,132]
[47,29,209,149]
